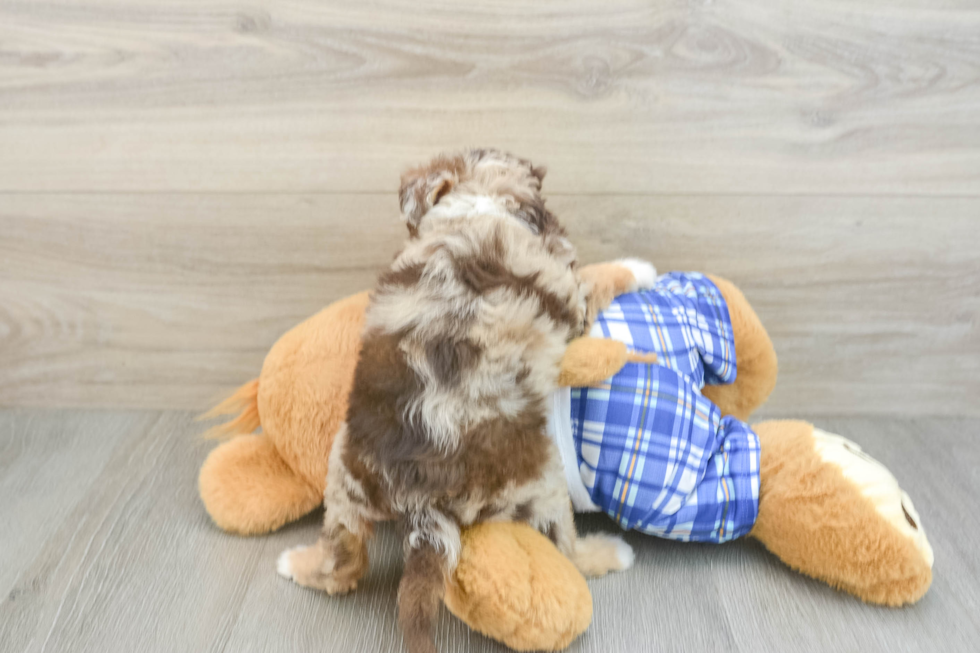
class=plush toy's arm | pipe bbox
[557,258,658,387]
[579,262,636,327]
[579,258,657,325]
[559,338,627,387]
[558,338,656,387]
[580,259,656,328]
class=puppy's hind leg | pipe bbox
[277,439,374,594]
[533,494,634,578]
[277,517,371,595]
[571,530,635,578]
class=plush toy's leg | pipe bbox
[701,275,778,421]
[444,523,593,652]
[750,420,933,606]
[198,434,322,536]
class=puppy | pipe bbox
[278,149,633,653]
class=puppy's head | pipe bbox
[398,148,554,237]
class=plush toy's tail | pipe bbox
[197,377,324,535]
[198,378,261,439]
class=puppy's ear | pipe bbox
[399,168,456,233]
[530,165,547,184]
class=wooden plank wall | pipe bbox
[1,0,978,415]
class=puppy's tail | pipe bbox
[197,378,261,439]
[398,539,447,653]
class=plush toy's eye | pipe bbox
[902,501,918,529]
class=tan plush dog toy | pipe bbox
[199,263,933,652]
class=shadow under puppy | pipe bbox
[277,149,640,653]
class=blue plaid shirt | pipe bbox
[570,272,760,543]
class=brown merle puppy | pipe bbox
[278,149,633,653]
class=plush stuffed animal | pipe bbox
[199,264,934,652]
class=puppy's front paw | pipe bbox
[615,258,657,291]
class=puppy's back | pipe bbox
[359,213,584,458]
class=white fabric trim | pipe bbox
[546,388,600,513]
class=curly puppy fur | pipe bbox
[278,149,630,653]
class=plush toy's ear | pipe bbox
[399,164,457,234]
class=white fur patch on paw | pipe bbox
[813,428,934,568]
[277,546,302,580]
[573,533,634,576]
[613,537,635,570]
[615,258,657,291]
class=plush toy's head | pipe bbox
[398,148,553,238]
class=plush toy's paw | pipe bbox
[570,533,634,577]
[199,434,323,536]
[444,522,592,652]
[614,258,657,290]
[277,543,361,595]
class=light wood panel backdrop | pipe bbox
[1,0,978,415]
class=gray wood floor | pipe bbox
[1,409,977,653]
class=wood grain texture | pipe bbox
[0,0,977,414]
[0,410,977,652]
[2,193,977,415]
[0,0,979,194]
[0,410,157,598]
